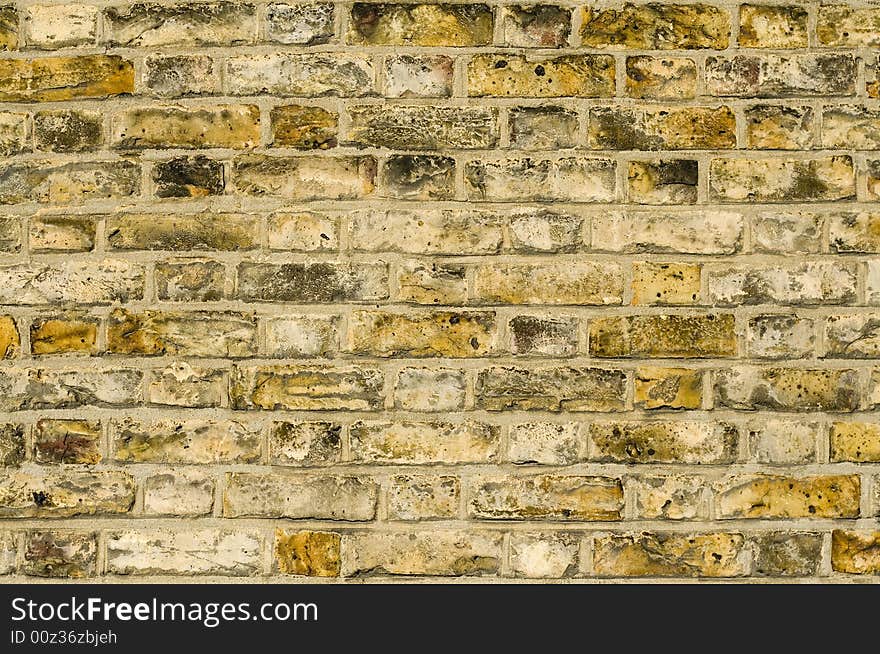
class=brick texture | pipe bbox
[0,1,876,584]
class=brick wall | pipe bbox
[0,1,877,581]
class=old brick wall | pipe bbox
[0,1,877,582]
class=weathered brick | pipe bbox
[383,55,453,98]
[747,315,815,359]
[103,3,257,47]
[625,56,696,100]
[628,160,698,205]
[469,475,623,521]
[824,314,880,359]
[346,105,496,150]
[823,106,880,150]
[748,419,818,465]
[593,533,749,578]
[511,533,580,579]
[232,155,376,199]
[340,531,502,577]
[347,3,493,46]
[29,317,97,356]
[350,209,502,254]
[143,469,214,516]
[34,419,101,465]
[708,262,857,305]
[468,54,615,98]
[0,6,14,50]
[830,212,880,253]
[113,418,260,464]
[148,364,226,408]
[236,262,387,302]
[350,310,495,357]
[0,531,14,574]
[224,472,378,520]
[143,54,219,98]
[631,262,701,305]
[590,106,735,150]
[502,5,570,47]
[226,54,374,96]
[508,422,580,465]
[476,366,626,412]
[394,367,466,411]
[113,105,259,150]
[590,421,738,464]
[831,531,880,574]
[714,367,860,411]
[350,421,499,464]
[509,106,578,150]
[231,365,384,411]
[830,422,880,462]
[382,155,455,200]
[0,160,140,205]
[0,112,28,155]
[267,211,339,251]
[589,314,736,358]
[474,262,623,305]
[264,316,338,357]
[705,55,856,97]
[271,105,337,149]
[509,210,584,252]
[581,4,729,49]
[710,156,854,202]
[632,476,705,520]
[818,6,880,46]
[716,475,860,519]
[24,531,97,578]
[0,470,134,517]
[751,211,822,253]
[465,157,616,202]
[107,530,262,576]
[275,530,340,576]
[634,367,703,410]
[745,105,814,150]
[0,55,133,102]
[0,368,143,411]
[152,156,225,198]
[0,424,25,467]
[751,532,823,577]
[107,309,257,357]
[868,160,880,202]
[509,315,578,357]
[34,110,103,153]
[30,215,96,252]
[266,3,334,45]
[270,422,341,466]
[388,475,460,520]
[738,5,808,48]
[592,210,743,254]
[0,316,19,359]
[397,261,468,305]
[155,260,225,301]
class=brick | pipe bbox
[383,55,453,98]
[625,56,696,100]
[708,262,857,305]
[831,531,880,574]
[589,421,738,464]
[397,261,468,305]
[148,364,226,408]
[264,316,338,358]
[155,260,225,301]
[24,531,97,578]
[113,418,260,464]
[589,106,735,150]
[747,315,815,359]
[388,475,460,520]
[866,261,880,305]
[152,156,225,198]
[0,160,140,205]
[0,532,14,574]
[714,367,860,412]
[502,5,571,47]
[823,106,880,150]
[752,532,823,577]
[632,475,705,520]
[509,315,578,357]
[350,209,502,255]
[340,531,502,576]
[473,262,623,305]
[350,420,499,464]
[30,215,95,252]
[628,160,698,205]
[469,475,623,521]
[738,5,808,48]
[508,210,584,252]
[466,157,616,202]
[589,314,737,358]
[0,6,16,50]
[107,530,262,576]
[593,533,749,578]
[705,54,856,97]
[24,4,97,49]
[0,424,25,467]
[631,262,701,305]
[0,316,19,359]
[113,105,259,150]
[0,469,134,517]
[745,105,813,150]
[34,110,102,153]
[226,54,374,97]
[592,210,744,254]
[751,211,822,253]
[143,54,219,98]
[236,262,387,302]
[382,155,455,200]
[267,212,339,251]
[350,310,495,357]
[0,55,133,102]
[634,367,703,410]
[830,422,880,462]
[347,4,493,46]
[0,112,28,155]
[710,156,855,202]
[476,366,626,412]
[748,419,818,465]
[270,105,337,149]
[103,3,257,47]
[107,309,257,357]
[508,422,580,465]
[34,419,101,465]
[830,212,880,253]
[716,475,860,519]
[509,107,578,150]
[266,3,334,45]
[0,368,142,411]
[824,314,880,359]
[231,365,384,411]
[275,530,340,576]
[143,469,214,516]
[510,532,580,578]
[346,105,497,149]
[580,4,729,49]
[270,422,341,466]
[818,6,880,46]
[394,367,466,411]
[232,155,376,199]
[29,317,97,356]
[468,54,615,98]
[868,161,880,201]
[224,472,378,520]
